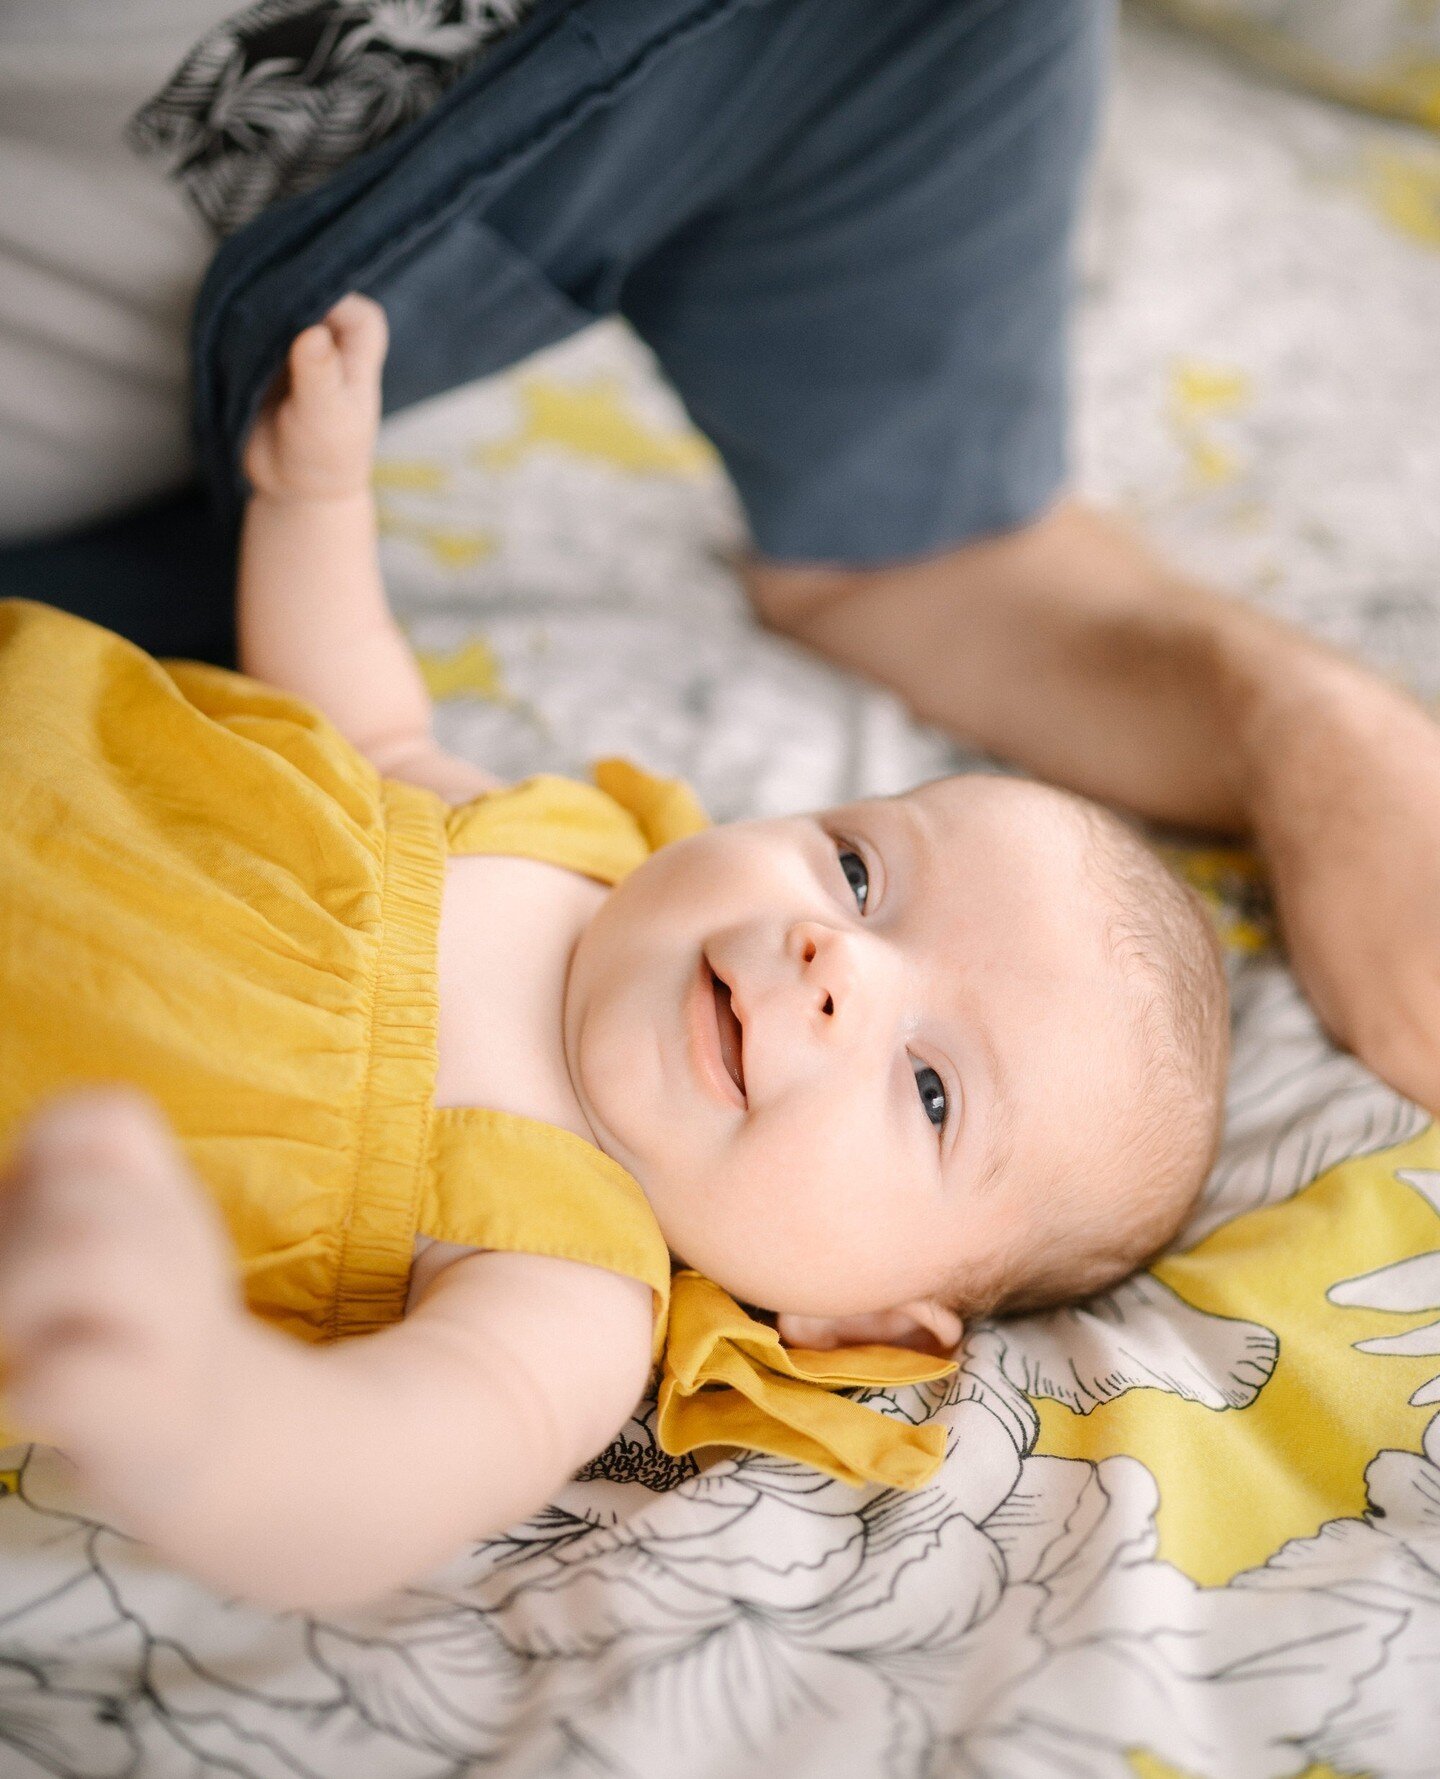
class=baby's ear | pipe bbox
[776,1299,963,1357]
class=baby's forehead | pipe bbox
[823,773,1083,866]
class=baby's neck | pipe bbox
[434,853,608,1144]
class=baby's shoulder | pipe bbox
[406,1247,654,1463]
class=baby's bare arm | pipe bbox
[238,296,501,801]
[159,1250,653,1611]
[0,1094,652,1612]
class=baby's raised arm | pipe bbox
[0,1094,653,1612]
[238,296,501,803]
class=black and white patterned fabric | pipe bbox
[128,0,538,237]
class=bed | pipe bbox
[4,12,1440,1775]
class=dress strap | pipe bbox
[443,757,710,878]
[422,1106,673,1359]
[590,758,710,850]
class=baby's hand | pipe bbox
[243,293,389,503]
[0,1092,246,1524]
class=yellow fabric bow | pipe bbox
[656,1271,958,1490]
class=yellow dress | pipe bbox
[0,602,953,1488]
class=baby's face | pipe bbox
[562,774,1135,1320]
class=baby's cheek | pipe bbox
[766,1118,941,1304]
[732,1114,867,1251]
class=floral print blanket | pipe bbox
[4,16,1440,1777]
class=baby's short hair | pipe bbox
[949,792,1230,1319]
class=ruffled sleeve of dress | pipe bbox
[657,1273,957,1490]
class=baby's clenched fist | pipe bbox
[243,292,389,503]
[0,1091,246,1527]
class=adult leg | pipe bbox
[185,0,1098,662]
[621,0,1111,562]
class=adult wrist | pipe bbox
[1218,603,1420,848]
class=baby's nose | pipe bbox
[790,921,865,1022]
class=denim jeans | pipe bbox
[0,0,1112,665]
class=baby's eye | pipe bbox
[837,845,869,912]
[913,1060,947,1133]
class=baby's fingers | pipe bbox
[0,1205,158,1361]
[287,322,346,397]
[3,1090,188,1228]
[20,1090,186,1187]
[0,1216,151,1337]
[321,292,388,384]
[3,1312,174,1477]
[0,1093,182,1343]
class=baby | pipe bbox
[0,298,1229,1612]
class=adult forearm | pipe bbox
[750,501,1387,838]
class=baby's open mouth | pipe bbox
[709,968,746,1102]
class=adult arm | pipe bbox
[745,497,1440,1114]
